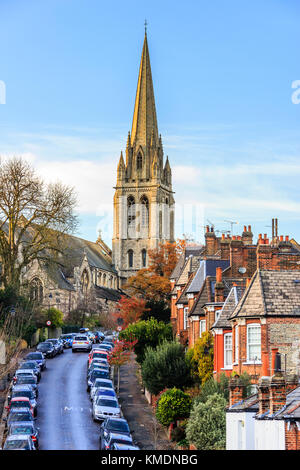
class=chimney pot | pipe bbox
[216,267,222,283]
[280,235,283,242]
[285,235,289,242]
[264,234,267,239]
[244,225,247,232]
[221,233,225,240]
[248,225,251,232]
[258,234,262,239]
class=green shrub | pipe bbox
[156,388,192,427]
[141,340,192,395]
[119,318,173,364]
[186,393,226,450]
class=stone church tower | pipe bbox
[112,31,175,284]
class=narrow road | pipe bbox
[36,347,99,450]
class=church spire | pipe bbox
[131,32,159,150]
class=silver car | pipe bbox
[90,379,114,401]
[72,335,92,353]
[92,395,121,422]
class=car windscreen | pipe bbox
[38,344,52,349]
[92,353,107,359]
[26,353,43,360]
[4,439,30,449]
[9,412,32,422]
[16,377,36,384]
[11,425,34,434]
[91,371,109,379]
[107,420,130,433]
[96,398,118,407]
[94,381,113,388]
[10,402,30,409]
[12,391,33,399]
[110,438,132,446]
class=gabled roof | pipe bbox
[212,285,244,329]
[176,272,195,305]
[230,270,300,320]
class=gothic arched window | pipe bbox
[137,153,143,170]
[128,250,134,268]
[127,196,136,238]
[141,195,149,229]
[141,249,147,268]
[30,278,43,304]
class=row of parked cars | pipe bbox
[1,334,73,450]
[80,333,140,450]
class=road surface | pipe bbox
[36,347,99,450]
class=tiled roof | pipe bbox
[186,259,230,295]
[212,286,244,329]
[230,270,300,320]
[176,272,195,305]
[228,394,259,412]
[94,285,123,302]
[169,245,204,281]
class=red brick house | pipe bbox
[229,269,300,380]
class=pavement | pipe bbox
[117,353,175,450]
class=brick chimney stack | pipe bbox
[269,373,286,415]
[242,225,253,245]
[220,233,231,260]
[229,376,244,407]
[205,226,217,256]
[257,376,271,416]
[214,267,224,302]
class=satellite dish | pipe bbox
[238,267,246,274]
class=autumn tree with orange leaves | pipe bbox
[112,295,148,329]
[124,240,185,303]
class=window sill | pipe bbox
[242,361,262,365]
[221,367,233,371]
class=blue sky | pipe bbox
[0,0,299,245]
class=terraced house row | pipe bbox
[170,224,300,449]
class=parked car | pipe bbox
[87,370,110,391]
[8,386,37,417]
[93,388,117,402]
[13,376,38,397]
[3,408,34,429]
[99,417,131,440]
[36,342,55,358]
[3,434,36,450]
[47,338,64,354]
[92,396,121,422]
[90,379,114,401]
[72,335,92,353]
[60,334,74,348]
[100,431,132,450]
[88,350,108,366]
[87,364,109,378]
[18,361,41,381]
[7,421,39,449]
[25,352,46,371]
[6,397,34,417]
[97,344,113,352]
[13,370,36,385]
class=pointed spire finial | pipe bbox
[144,19,148,35]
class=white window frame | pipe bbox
[235,325,239,364]
[183,307,188,330]
[200,319,206,337]
[247,323,261,362]
[224,333,232,368]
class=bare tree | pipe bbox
[0,157,78,289]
